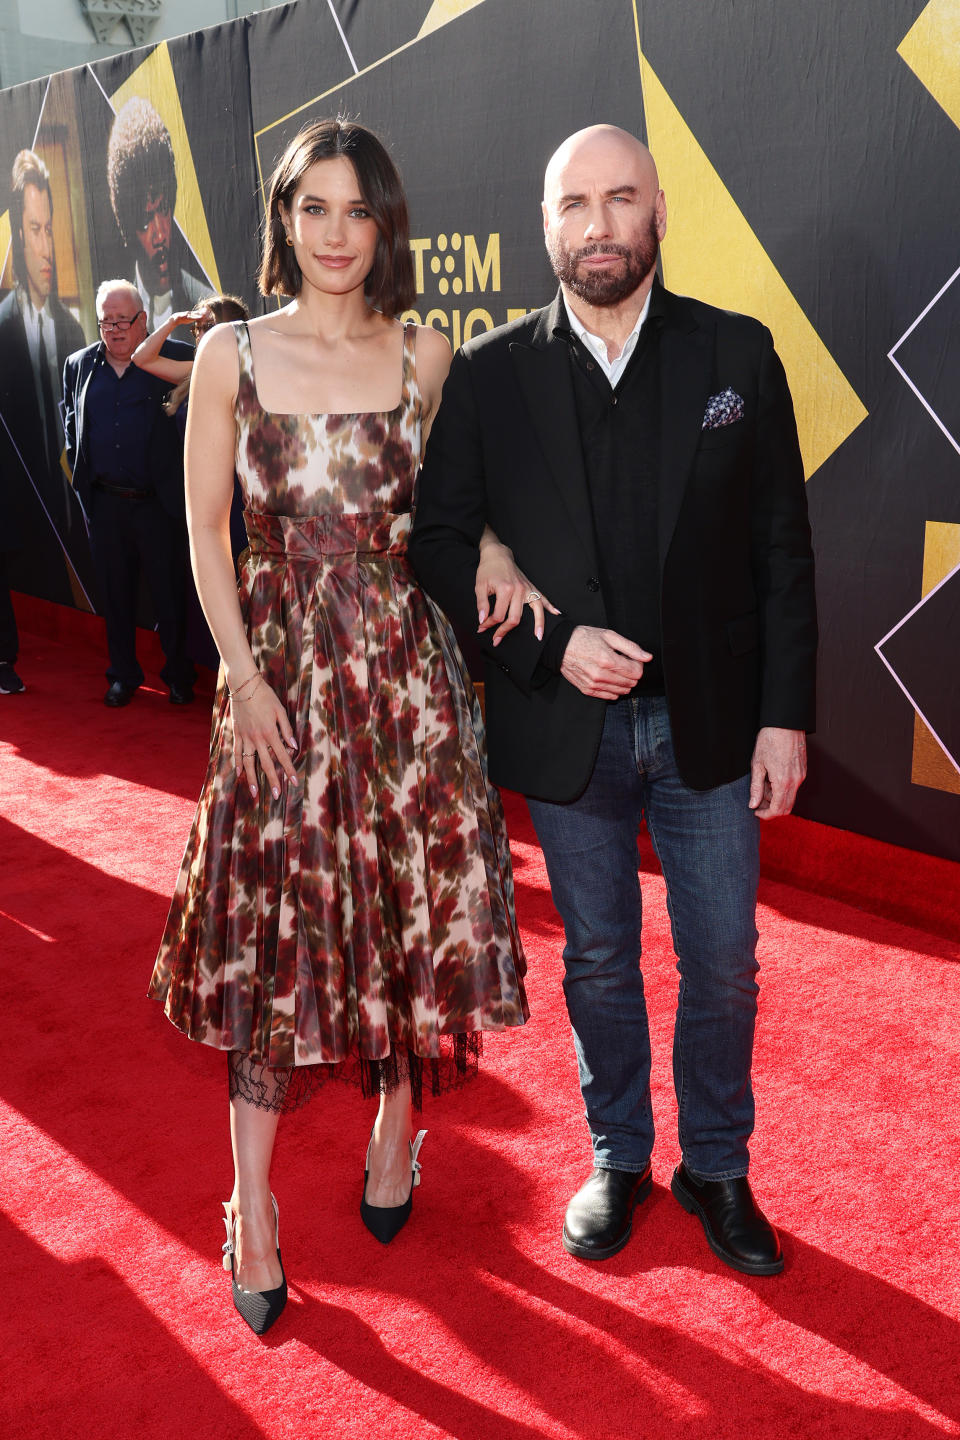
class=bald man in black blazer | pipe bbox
[410,125,816,1277]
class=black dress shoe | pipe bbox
[104,680,136,707]
[0,662,25,694]
[562,1163,653,1260]
[671,1163,783,1275]
[168,683,194,705]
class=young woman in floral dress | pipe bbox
[149,120,530,1334]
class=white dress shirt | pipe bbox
[136,263,173,330]
[20,289,61,444]
[566,288,652,388]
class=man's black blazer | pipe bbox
[61,338,192,523]
[0,290,85,546]
[409,284,817,801]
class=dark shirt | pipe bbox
[86,354,163,488]
[537,286,666,693]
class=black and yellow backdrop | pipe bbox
[0,0,957,861]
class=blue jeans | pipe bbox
[526,696,760,1179]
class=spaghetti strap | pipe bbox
[232,320,255,399]
[234,319,253,361]
[402,320,422,426]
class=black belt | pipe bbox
[93,478,155,500]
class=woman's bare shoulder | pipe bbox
[192,318,241,394]
[244,308,288,332]
[413,322,452,360]
[413,322,452,394]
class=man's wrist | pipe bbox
[534,617,576,680]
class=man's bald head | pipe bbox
[541,124,666,311]
[543,125,660,205]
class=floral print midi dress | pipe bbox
[149,321,527,1100]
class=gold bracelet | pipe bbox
[228,670,261,698]
[231,675,264,703]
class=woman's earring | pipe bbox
[285,234,294,248]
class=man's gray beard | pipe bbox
[547,219,659,307]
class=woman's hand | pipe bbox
[475,531,559,645]
[229,673,299,800]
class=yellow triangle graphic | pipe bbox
[898,0,960,131]
[0,210,10,285]
[638,52,867,480]
[913,519,960,793]
[111,44,221,293]
[920,519,960,597]
[418,0,486,40]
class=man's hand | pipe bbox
[560,626,652,699]
[749,727,807,819]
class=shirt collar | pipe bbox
[19,285,47,325]
[552,272,664,360]
[135,265,172,314]
[18,287,57,353]
[553,275,666,340]
[566,287,650,360]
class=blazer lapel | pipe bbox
[509,295,598,569]
[75,346,102,469]
[657,294,714,566]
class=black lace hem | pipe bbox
[227,1034,481,1114]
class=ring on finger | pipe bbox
[524,591,542,604]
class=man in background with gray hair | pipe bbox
[61,279,195,706]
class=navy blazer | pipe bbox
[61,337,193,522]
[409,284,817,799]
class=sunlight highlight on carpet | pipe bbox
[2,626,958,1440]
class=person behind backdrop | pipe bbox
[132,294,250,428]
[148,118,528,1336]
[132,295,252,667]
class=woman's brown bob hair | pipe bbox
[259,118,416,317]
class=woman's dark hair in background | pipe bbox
[200,293,250,328]
[259,118,415,318]
[164,293,250,416]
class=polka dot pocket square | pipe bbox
[701,387,745,430]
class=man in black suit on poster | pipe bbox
[0,149,87,681]
[410,126,817,1275]
[62,278,195,707]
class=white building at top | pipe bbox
[0,0,284,89]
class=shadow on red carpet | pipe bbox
[2,621,959,1439]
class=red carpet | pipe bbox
[2,620,959,1440]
